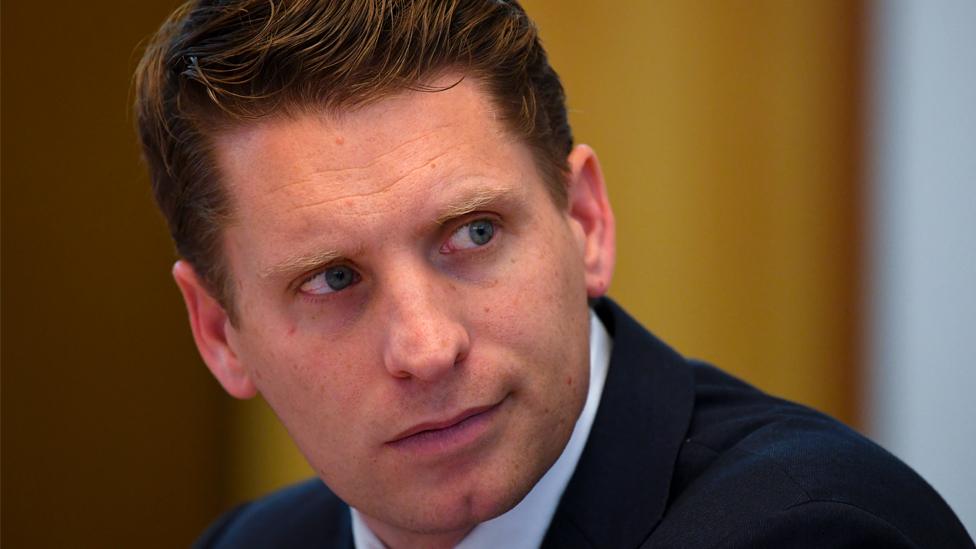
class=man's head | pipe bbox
[136,1,615,546]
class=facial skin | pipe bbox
[173,76,615,548]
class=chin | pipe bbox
[383,470,538,536]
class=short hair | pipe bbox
[134,0,573,315]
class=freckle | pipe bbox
[429,162,436,169]
[335,136,345,145]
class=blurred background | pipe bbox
[2,0,973,545]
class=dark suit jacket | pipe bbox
[195,299,974,548]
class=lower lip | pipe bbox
[387,401,503,457]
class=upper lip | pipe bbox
[388,402,499,443]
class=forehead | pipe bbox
[211,77,547,271]
[217,78,501,198]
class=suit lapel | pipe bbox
[541,299,695,548]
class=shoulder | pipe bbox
[652,361,973,548]
[193,478,352,549]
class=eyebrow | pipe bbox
[259,248,342,280]
[433,186,511,226]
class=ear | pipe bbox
[172,260,257,399]
[565,144,616,297]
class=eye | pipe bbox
[299,265,359,295]
[443,219,496,252]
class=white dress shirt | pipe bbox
[352,311,613,549]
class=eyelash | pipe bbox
[441,216,501,254]
[296,263,360,299]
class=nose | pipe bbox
[380,265,470,382]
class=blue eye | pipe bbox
[468,220,494,245]
[445,219,495,251]
[299,265,358,295]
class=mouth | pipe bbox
[386,399,505,455]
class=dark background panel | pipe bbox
[2,2,229,546]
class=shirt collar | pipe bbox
[352,310,613,549]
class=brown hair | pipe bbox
[134,0,573,314]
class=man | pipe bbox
[135,1,972,547]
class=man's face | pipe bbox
[177,77,614,539]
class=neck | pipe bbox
[362,514,473,549]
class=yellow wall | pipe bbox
[527,0,864,418]
[229,1,865,501]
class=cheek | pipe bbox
[473,237,590,387]
[241,333,369,440]
[243,336,382,491]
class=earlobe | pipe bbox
[172,260,257,399]
[565,145,616,297]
